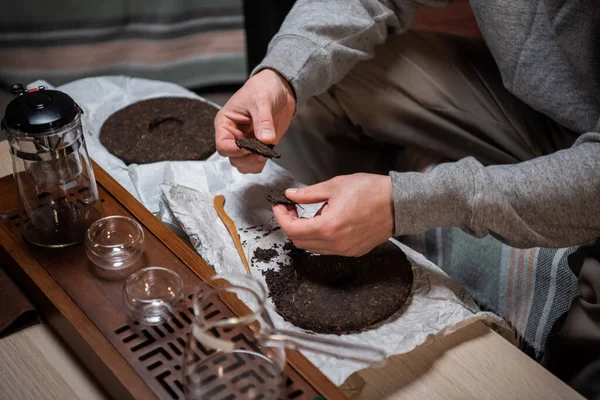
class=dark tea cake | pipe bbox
[265,189,297,206]
[264,241,413,334]
[100,97,218,164]
[235,138,281,158]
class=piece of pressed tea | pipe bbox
[235,138,281,158]
[265,189,297,206]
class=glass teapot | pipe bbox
[183,274,386,400]
[1,84,102,247]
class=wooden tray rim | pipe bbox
[0,161,346,400]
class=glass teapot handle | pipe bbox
[258,329,386,367]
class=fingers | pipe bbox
[272,204,299,226]
[229,154,267,174]
[218,137,251,158]
[285,179,336,204]
[286,240,333,255]
[273,205,323,240]
[215,109,269,174]
[214,113,251,158]
[250,96,277,144]
[275,203,363,255]
[274,180,341,244]
[214,96,277,169]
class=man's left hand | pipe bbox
[273,173,395,256]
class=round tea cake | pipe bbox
[99,97,218,164]
[264,241,413,334]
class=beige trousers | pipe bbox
[275,31,576,185]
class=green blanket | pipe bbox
[410,227,580,357]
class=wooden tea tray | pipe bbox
[0,162,345,400]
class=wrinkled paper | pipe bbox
[158,158,505,385]
[39,76,505,386]
[34,76,222,214]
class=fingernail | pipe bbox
[258,156,268,162]
[286,188,298,195]
[260,129,275,141]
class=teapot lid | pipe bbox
[1,83,82,135]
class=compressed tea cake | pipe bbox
[100,97,218,164]
[264,241,413,334]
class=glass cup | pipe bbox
[183,274,386,400]
[123,267,184,325]
[85,215,145,270]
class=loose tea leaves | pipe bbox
[252,247,279,263]
[264,241,413,334]
[235,138,281,158]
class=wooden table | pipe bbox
[0,140,583,400]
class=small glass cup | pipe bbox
[123,267,184,325]
[183,274,386,400]
[85,215,144,270]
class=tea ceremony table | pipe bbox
[0,140,583,399]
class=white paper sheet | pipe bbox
[159,157,505,386]
[45,76,222,214]
[36,76,506,386]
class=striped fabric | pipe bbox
[407,227,580,357]
[0,1,247,88]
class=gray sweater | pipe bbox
[255,0,600,249]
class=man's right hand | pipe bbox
[214,68,296,173]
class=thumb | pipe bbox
[251,98,277,144]
[286,180,335,204]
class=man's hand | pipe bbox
[273,173,395,256]
[214,69,296,173]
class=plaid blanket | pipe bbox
[1,0,246,88]
[406,227,580,357]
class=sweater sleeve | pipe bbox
[251,0,453,107]
[389,132,600,248]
